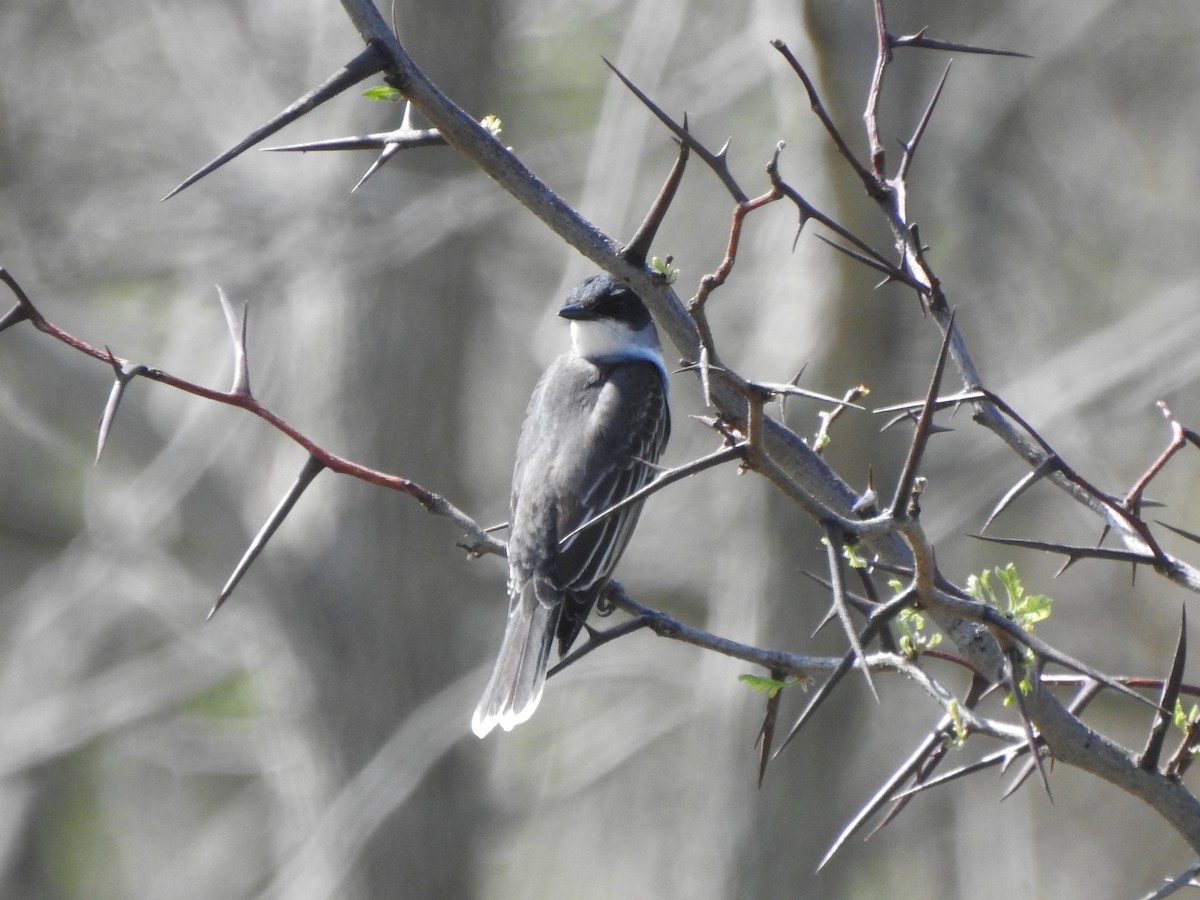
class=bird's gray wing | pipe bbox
[473,356,668,735]
[472,358,584,737]
[553,360,669,650]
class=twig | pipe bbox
[0,271,503,559]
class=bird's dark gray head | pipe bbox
[558,274,652,330]
[557,273,662,368]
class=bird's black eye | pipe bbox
[595,288,640,319]
[563,274,652,327]
[594,284,650,328]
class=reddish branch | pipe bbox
[0,268,502,558]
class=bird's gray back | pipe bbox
[508,353,668,619]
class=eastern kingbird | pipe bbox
[472,273,671,738]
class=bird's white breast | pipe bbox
[569,319,665,375]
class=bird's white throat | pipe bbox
[569,318,664,371]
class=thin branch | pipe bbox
[885,383,1178,573]
[813,386,871,454]
[0,270,503,558]
[546,616,653,677]
[1137,860,1200,900]
[162,45,386,200]
[973,534,1158,569]
[770,40,878,193]
[558,443,746,546]
[706,180,782,289]
[1126,402,1190,514]
[606,583,837,676]
[603,58,747,203]
[865,0,892,179]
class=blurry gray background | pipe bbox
[2,1,1200,897]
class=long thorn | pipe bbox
[96,351,148,463]
[623,127,690,266]
[824,523,877,701]
[818,718,955,869]
[776,590,915,755]
[209,454,326,618]
[163,45,385,200]
[216,286,252,397]
[897,61,952,182]
[983,456,1059,531]
[891,310,956,516]
[603,58,747,203]
[559,443,745,546]
[1140,606,1187,771]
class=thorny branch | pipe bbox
[0,269,505,569]
[763,2,1200,860]
[6,0,1200,885]
[593,0,1200,862]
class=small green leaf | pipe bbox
[1002,674,1035,707]
[818,536,868,570]
[968,564,1053,703]
[362,85,403,102]
[479,114,503,138]
[1174,699,1200,732]
[739,673,798,698]
[896,607,942,659]
[842,541,868,569]
[967,563,1052,633]
[947,698,967,745]
[651,255,680,284]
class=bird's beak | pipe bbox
[558,302,598,321]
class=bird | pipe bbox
[471,273,671,738]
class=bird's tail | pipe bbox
[471,583,559,738]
